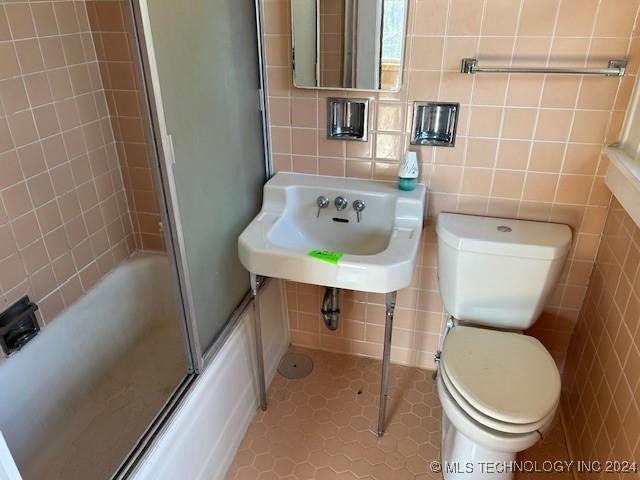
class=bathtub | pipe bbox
[0,253,186,479]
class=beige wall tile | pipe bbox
[414,0,447,35]
[496,140,530,170]
[0,5,10,42]
[518,0,559,36]
[0,43,20,80]
[491,170,525,199]
[4,3,36,40]
[468,107,502,138]
[594,0,639,37]
[502,108,537,140]
[535,110,574,142]
[472,76,508,106]
[291,128,318,156]
[556,0,599,37]
[482,0,520,36]
[529,142,565,173]
[466,138,497,168]
[570,111,611,143]
[505,75,544,107]
[555,175,593,205]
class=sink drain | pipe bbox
[277,353,313,379]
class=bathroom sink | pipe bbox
[238,172,425,293]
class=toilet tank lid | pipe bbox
[436,213,572,260]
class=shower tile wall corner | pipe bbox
[262,0,640,371]
[0,0,161,347]
[0,0,133,330]
[562,198,640,466]
[85,0,164,252]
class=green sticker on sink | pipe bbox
[308,249,343,264]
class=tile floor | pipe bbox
[226,347,571,480]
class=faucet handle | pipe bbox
[316,195,329,217]
[353,199,365,222]
[334,196,348,211]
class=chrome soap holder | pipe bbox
[327,98,369,142]
[410,101,459,147]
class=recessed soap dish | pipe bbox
[0,296,39,356]
[410,102,459,147]
[327,98,369,142]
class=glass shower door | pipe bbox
[137,0,267,362]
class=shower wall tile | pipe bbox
[0,1,135,337]
[562,199,640,470]
[262,0,640,370]
[86,0,164,251]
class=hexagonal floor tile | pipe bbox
[224,347,570,479]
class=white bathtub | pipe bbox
[0,253,186,479]
[131,277,289,480]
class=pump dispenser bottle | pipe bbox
[398,151,418,191]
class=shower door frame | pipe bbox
[110,0,272,476]
[128,0,273,374]
[124,0,199,374]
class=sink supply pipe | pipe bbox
[321,287,341,331]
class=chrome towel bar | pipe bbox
[461,58,627,77]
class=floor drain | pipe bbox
[277,353,313,379]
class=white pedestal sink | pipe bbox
[238,172,426,436]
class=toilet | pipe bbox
[435,213,572,480]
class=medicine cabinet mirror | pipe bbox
[291,0,408,91]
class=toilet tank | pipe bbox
[436,213,572,329]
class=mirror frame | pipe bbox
[289,0,410,93]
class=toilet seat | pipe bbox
[437,374,551,456]
[440,325,560,426]
[439,359,558,434]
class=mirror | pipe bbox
[291,0,408,91]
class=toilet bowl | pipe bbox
[435,213,572,480]
[436,325,560,480]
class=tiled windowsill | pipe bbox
[603,146,640,228]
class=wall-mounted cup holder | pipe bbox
[327,98,369,142]
[410,101,459,147]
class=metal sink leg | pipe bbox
[251,273,267,411]
[377,290,397,437]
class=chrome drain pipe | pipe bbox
[321,287,340,331]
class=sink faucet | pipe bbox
[353,199,365,222]
[334,196,348,211]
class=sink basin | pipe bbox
[238,172,426,293]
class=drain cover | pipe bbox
[277,353,313,379]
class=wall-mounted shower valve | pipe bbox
[316,195,329,217]
[334,196,348,211]
[353,200,365,222]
